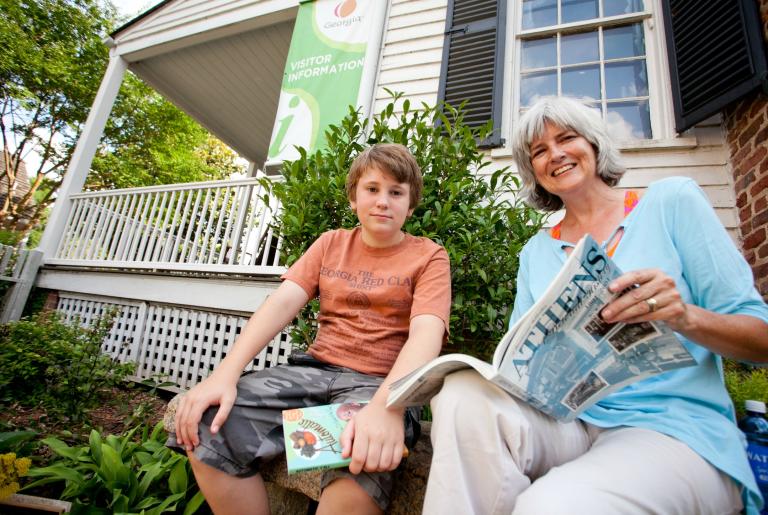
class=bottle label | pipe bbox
[746,441,768,492]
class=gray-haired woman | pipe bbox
[423,96,768,514]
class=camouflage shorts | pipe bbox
[166,352,420,511]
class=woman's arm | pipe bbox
[602,179,768,363]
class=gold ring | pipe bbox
[646,297,658,313]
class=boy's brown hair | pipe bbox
[346,143,423,208]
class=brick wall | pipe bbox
[722,0,768,300]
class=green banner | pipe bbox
[267,0,382,163]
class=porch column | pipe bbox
[37,53,128,258]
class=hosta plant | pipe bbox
[24,422,206,514]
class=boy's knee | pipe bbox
[319,477,383,515]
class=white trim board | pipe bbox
[36,268,280,314]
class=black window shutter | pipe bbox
[662,0,768,132]
[437,0,507,147]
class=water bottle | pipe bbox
[739,400,768,513]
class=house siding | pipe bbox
[723,0,768,299]
[118,0,274,42]
[374,0,447,113]
[375,0,739,236]
[112,0,298,61]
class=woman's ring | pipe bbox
[646,297,658,313]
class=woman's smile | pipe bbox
[530,122,599,198]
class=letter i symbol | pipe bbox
[269,95,300,157]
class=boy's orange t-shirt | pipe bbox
[281,227,451,376]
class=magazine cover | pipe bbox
[282,402,367,474]
[387,234,696,421]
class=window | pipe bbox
[516,0,653,139]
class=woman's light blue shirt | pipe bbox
[510,177,768,514]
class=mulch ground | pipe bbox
[2,383,170,450]
[1,384,172,502]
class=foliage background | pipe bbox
[0,0,244,239]
[0,311,134,422]
[267,94,544,360]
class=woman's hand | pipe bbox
[600,268,691,331]
[174,371,239,451]
[601,268,768,361]
[340,401,406,474]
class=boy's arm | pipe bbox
[341,313,445,474]
[175,280,309,450]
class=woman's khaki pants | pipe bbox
[423,370,743,515]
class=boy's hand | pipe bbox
[174,372,238,451]
[341,401,406,474]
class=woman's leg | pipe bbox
[423,370,591,515]
[513,426,743,515]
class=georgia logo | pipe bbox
[346,291,371,310]
[334,0,356,17]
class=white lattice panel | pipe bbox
[55,293,293,390]
[56,294,143,364]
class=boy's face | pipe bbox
[350,165,413,248]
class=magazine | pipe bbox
[282,402,367,474]
[387,234,697,422]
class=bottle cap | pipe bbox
[745,400,767,414]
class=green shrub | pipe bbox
[0,311,134,421]
[266,93,544,360]
[0,230,23,247]
[24,422,207,514]
[725,361,768,419]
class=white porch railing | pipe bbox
[0,243,43,322]
[47,178,286,274]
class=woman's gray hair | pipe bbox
[511,96,626,211]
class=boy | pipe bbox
[169,143,451,515]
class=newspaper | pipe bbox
[387,234,696,421]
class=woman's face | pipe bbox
[529,122,599,200]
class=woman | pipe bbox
[423,96,768,514]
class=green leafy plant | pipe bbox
[266,92,544,360]
[0,310,134,421]
[725,361,768,419]
[24,422,206,514]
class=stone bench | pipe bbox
[163,395,431,515]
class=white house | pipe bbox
[29,0,768,390]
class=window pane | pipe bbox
[604,24,645,59]
[522,0,557,29]
[562,0,598,24]
[606,100,651,139]
[603,0,644,17]
[605,60,648,98]
[520,71,557,106]
[522,37,557,69]
[562,64,601,100]
[562,31,599,65]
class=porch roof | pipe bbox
[108,0,300,166]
